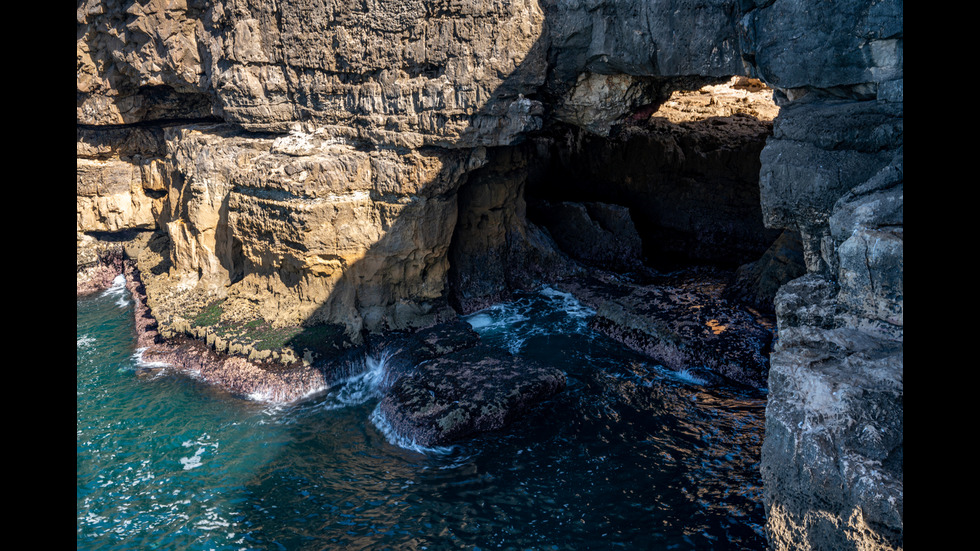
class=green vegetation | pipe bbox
[191,298,226,328]
[189,298,352,359]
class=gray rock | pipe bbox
[763,325,903,551]
[726,229,807,315]
[741,0,903,91]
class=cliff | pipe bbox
[77,1,902,549]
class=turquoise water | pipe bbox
[77,277,768,550]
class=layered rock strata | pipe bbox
[77,0,902,548]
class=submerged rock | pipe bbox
[377,345,566,447]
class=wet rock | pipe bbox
[366,320,482,392]
[560,271,773,388]
[377,345,566,447]
[77,239,125,296]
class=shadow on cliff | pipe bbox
[236,2,783,372]
[254,4,560,368]
[222,3,785,548]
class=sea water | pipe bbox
[77,279,768,550]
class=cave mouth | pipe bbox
[448,75,800,318]
[526,75,784,274]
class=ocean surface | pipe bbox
[77,276,769,550]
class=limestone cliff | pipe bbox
[77,1,902,549]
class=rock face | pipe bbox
[77,0,902,548]
[741,0,904,548]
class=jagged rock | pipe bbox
[376,344,566,447]
[527,112,778,268]
[739,0,903,93]
[76,2,903,547]
[763,325,903,551]
[77,239,125,296]
[726,229,807,315]
[560,272,774,388]
[448,144,583,313]
[366,320,483,392]
[530,200,644,271]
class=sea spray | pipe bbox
[78,281,770,549]
[302,349,393,413]
[101,274,129,308]
[368,405,456,456]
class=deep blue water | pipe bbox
[78,277,768,550]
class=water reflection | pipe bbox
[237,288,767,549]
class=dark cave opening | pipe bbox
[448,77,804,318]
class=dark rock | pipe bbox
[527,118,778,269]
[448,144,583,314]
[560,272,773,388]
[77,245,125,296]
[376,345,566,447]
[366,320,482,392]
[545,0,744,86]
[741,0,903,91]
[530,200,644,271]
[726,229,807,315]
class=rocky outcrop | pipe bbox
[741,0,903,548]
[377,344,566,447]
[726,229,807,316]
[530,201,644,271]
[77,0,902,547]
[560,269,775,388]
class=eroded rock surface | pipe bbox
[743,0,904,547]
[377,344,566,447]
[77,1,902,546]
[560,270,775,388]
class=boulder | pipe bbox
[376,345,566,447]
[530,200,644,271]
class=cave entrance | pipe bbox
[525,76,784,274]
[448,76,801,319]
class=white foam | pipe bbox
[289,350,393,413]
[179,436,218,470]
[77,335,96,349]
[179,450,204,470]
[539,285,595,320]
[99,274,130,307]
[463,302,529,333]
[368,405,455,456]
[465,313,495,330]
[132,348,172,370]
[671,367,708,386]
